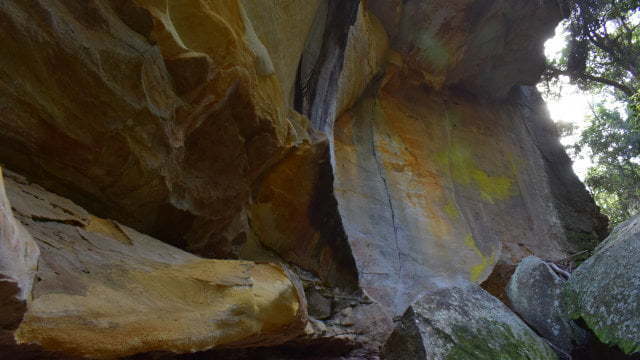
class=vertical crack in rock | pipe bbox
[442,105,468,235]
[369,101,402,276]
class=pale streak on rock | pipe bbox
[0,168,40,330]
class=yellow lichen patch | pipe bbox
[16,260,304,359]
[437,141,516,204]
[464,234,497,283]
[444,200,460,220]
[470,169,515,203]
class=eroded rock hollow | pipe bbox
[0,0,609,359]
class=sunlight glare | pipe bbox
[539,24,593,180]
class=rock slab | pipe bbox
[383,282,558,360]
[2,170,307,359]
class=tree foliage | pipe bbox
[575,105,640,224]
[546,0,640,227]
[553,0,640,96]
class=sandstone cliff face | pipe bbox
[0,0,607,358]
[332,81,600,314]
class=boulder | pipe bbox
[383,281,558,360]
[563,215,640,355]
[2,170,307,359]
[507,256,589,357]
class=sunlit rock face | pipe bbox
[0,0,608,358]
[1,169,306,359]
[332,74,603,314]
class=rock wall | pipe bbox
[332,79,602,314]
[0,0,607,358]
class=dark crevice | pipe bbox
[294,0,360,132]
[308,148,361,290]
[288,0,363,291]
[29,215,85,228]
[571,318,640,360]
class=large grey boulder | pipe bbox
[383,281,557,360]
[563,215,640,355]
[507,256,589,357]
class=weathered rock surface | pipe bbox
[0,168,39,331]
[247,139,360,289]
[1,170,306,359]
[563,215,640,355]
[383,282,558,360]
[508,256,589,357]
[368,0,564,99]
[0,0,315,258]
[332,75,604,314]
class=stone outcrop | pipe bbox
[382,282,558,360]
[0,0,313,258]
[563,215,640,355]
[0,0,610,358]
[1,169,306,358]
[508,256,589,358]
[331,77,605,315]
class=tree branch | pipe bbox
[578,72,637,96]
[546,65,637,97]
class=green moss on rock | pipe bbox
[562,215,640,355]
[383,282,557,360]
[447,321,557,360]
